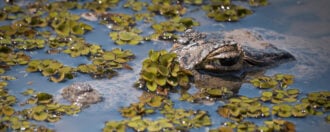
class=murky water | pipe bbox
[2,0,330,131]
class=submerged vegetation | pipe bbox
[0,0,329,131]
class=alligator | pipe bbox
[171,29,295,93]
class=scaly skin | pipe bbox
[171,29,294,72]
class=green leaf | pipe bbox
[158,65,169,76]
[155,76,167,86]
[146,81,157,91]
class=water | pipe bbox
[2,0,330,131]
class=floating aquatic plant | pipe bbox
[180,87,233,103]
[145,118,174,131]
[147,0,186,18]
[0,82,55,131]
[21,88,35,96]
[261,119,295,132]
[272,104,293,118]
[127,116,149,131]
[109,31,143,45]
[48,11,93,36]
[103,121,127,132]
[63,42,103,57]
[0,68,5,74]
[25,59,75,82]
[202,1,253,22]
[138,92,169,108]
[101,13,136,31]
[0,23,36,38]
[260,88,300,104]
[250,74,294,89]
[300,91,330,114]
[0,5,23,20]
[36,92,53,105]
[138,50,191,92]
[250,76,278,89]
[77,48,134,78]
[184,0,204,5]
[46,1,81,12]
[0,38,46,51]
[274,74,294,88]
[123,0,147,11]
[48,36,82,49]
[151,17,199,40]
[119,103,155,118]
[161,108,212,128]
[214,119,295,132]
[0,11,8,21]
[19,90,81,123]
[22,15,48,28]
[0,51,30,66]
[21,103,80,122]
[134,13,155,23]
[83,0,120,14]
[0,76,16,81]
[217,96,270,121]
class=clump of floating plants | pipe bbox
[25,59,75,83]
[202,0,253,22]
[250,74,294,89]
[119,102,155,118]
[260,88,300,104]
[0,38,45,50]
[101,13,136,31]
[100,13,145,45]
[20,90,81,122]
[83,0,120,14]
[47,36,81,49]
[123,0,147,11]
[147,0,187,18]
[134,13,155,23]
[137,50,191,93]
[77,48,134,79]
[217,96,270,121]
[0,47,31,66]
[104,92,211,131]
[0,4,23,21]
[109,30,143,45]
[0,80,54,131]
[63,41,103,57]
[48,11,93,36]
[119,93,171,118]
[150,17,200,40]
[210,119,295,132]
[271,103,312,118]
[183,0,204,5]
[160,107,212,129]
[180,87,234,103]
[300,91,330,115]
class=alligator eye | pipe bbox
[219,57,239,66]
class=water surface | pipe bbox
[2,0,330,131]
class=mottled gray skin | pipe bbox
[172,29,295,72]
[61,83,102,108]
[171,29,295,92]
